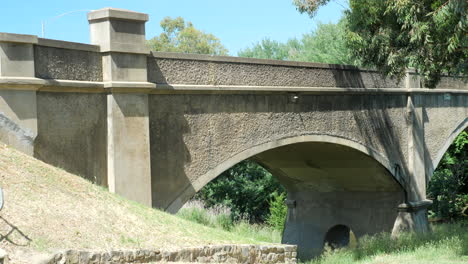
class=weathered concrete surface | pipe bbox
[34,92,107,185]
[34,45,102,81]
[0,43,35,78]
[102,53,147,82]
[0,90,37,155]
[421,93,468,176]
[284,191,403,258]
[0,34,38,155]
[107,93,152,206]
[148,53,403,88]
[0,33,36,78]
[392,200,433,235]
[149,93,409,211]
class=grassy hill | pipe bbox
[0,143,273,263]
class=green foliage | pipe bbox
[177,200,282,243]
[428,132,468,219]
[293,0,332,17]
[230,220,282,243]
[238,20,356,65]
[267,192,287,231]
[147,17,228,55]
[292,20,355,64]
[177,200,234,231]
[237,38,293,60]
[294,0,467,87]
[195,160,285,223]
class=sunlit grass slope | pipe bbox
[0,143,274,262]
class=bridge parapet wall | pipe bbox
[148,52,404,89]
[34,39,102,82]
[0,33,466,93]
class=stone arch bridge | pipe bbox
[0,8,466,259]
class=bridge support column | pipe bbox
[106,93,152,206]
[88,8,152,206]
[393,71,431,235]
[0,34,38,155]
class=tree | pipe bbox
[148,17,228,56]
[293,0,467,87]
[238,20,356,65]
[195,160,285,223]
[291,20,355,64]
[237,38,293,61]
[428,132,468,219]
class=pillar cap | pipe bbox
[87,8,148,22]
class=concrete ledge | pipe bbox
[37,38,100,52]
[1,77,468,94]
[100,46,150,54]
[153,84,468,94]
[38,245,297,264]
[103,81,155,89]
[0,77,45,86]
[398,200,433,212]
[0,33,38,44]
[87,8,149,22]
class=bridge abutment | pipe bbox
[0,33,38,155]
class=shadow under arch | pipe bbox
[323,224,353,250]
[167,134,401,213]
[429,118,468,178]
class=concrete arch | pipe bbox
[167,134,400,213]
[430,118,468,178]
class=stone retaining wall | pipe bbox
[38,244,297,264]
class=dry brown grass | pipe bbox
[0,144,268,263]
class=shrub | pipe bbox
[177,200,234,231]
[428,132,468,219]
[177,199,282,243]
[194,160,286,223]
[267,191,287,232]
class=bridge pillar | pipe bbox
[0,33,38,155]
[88,8,152,206]
[392,71,431,235]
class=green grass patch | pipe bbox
[177,200,282,243]
[307,220,468,264]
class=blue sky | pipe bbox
[0,0,347,55]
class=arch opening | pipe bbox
[324,225,353,250]
[428,127,467,220]
[186,160,285,224]
[170,134,405,214]
[178,137,406,259]
[430,119,468,178]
